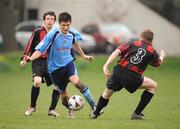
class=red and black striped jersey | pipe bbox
[22,26,47,59]
[117,40,161,75]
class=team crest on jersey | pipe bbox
[130,48,146,64]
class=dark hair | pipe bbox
[140,29,154,42]
[58,12,72,23]
[43,11,56,21]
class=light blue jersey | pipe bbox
[35,26,83,73]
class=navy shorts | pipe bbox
[107,65,143,93]
[32,58,52,86]
[50,61,77,91]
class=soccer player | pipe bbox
[20,11,74,118]
[90,29,166,120]
[21,12,96,113]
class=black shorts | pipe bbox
[50,61,77,91]
[32,58,52,86]
[107,65,143,93]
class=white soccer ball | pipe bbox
[68,95,84,111]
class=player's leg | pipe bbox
[90,65,123,119]
[25,61,44,116]
[49,89,60,110]
[50,68,75,118]
[31,76,42,107]
[60,90,69,108]
[48,88,60,117]
[90,87,114,119]
[48,88,75,118]
[69,75,96,110]
[67,61,96,110]
[45,72,60,117]
[25,76,42,116]
[132,76,157,120]
[60,91,75,118]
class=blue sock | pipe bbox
[81,86,96,110]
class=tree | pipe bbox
[0,0,24,52]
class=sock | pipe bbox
[49,89,60,110]
[81,85,96,110]
[30,86,40,108]
[94,95,109,115]
[134,90,154,115]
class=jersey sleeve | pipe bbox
[21,30,37,60]
[70,27,83,42]
[35,28,57,54]
[118,42,131,55]
[150,50,161,67]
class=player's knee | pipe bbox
[102,88,113,99]
[102,92,110,99]
[33,80,42,87]
[72,80,79,86]
[152,81,157,90]
[73,82,84,90]
[148,81,157,92]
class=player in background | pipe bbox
[20,11,75,118]
[90,29,166,120]
[21,12,97,114]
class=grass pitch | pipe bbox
[0,52,180,129]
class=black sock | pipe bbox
[94,95,109,115]
[134,90,154,115]
[30,86,40,108]
[49,89,60,110]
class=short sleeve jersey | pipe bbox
[117,40,161,75]
[35,27,83,73]
[22,26,48,59]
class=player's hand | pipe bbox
[20,60,27,67]
[103,65,111,77]
[159,50,166,62]
[160,50,166,58]
[20,55,31,66]
[83,55,94,62]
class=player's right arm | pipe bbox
[103,42,130,77]
[20,30,37,66]
[20,50,42,67]
[103,49,121,77]
[20,28,57,66]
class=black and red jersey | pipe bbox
[117,40,161,75]
[22,26,47,59]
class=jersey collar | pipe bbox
[57,27,71,36]
[141,39,152,45]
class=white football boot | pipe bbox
[48,110,60,117]
[25,107,36,116]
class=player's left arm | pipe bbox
[73,42,94,62]
[72,28,94,62]
[159,50,166,62]
[150,49,166,67]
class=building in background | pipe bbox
[22,0,180,56]
[139,0,180,27]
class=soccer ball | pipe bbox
[68,95,84,111]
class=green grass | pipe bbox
[0,52,180,129]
